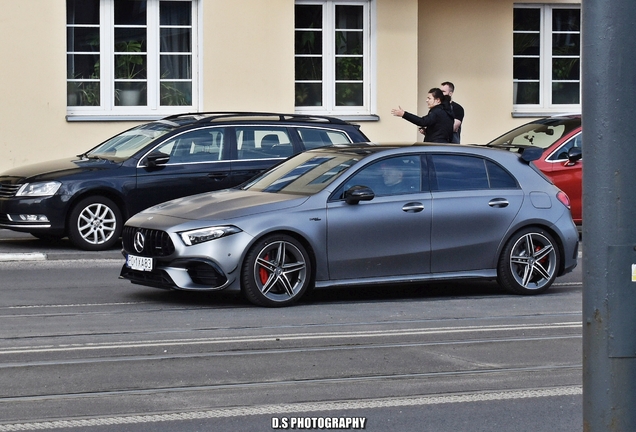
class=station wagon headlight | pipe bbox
[16,181,62,197]
[179,226,242,246]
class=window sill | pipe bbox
[511,109,581,119]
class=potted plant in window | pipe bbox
[115,40,145,106]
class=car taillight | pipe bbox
[557,191,571,209]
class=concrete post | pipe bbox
[582,0,636,430]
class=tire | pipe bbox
[241,234,312,307]
[497,227,560,295]
[67,196,122,251]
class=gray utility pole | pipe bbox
[582,0,636,430]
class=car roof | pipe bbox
[159,111,358,127]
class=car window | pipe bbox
[489,118,580,150]
[430,155,517,191]
[547,133,582,161]
[88,122,177,160]
[235,127,293,159]
[336,155,423,197]
[297,127,353,149]
[153,128,224,164]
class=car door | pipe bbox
[542,133,582,223]
[132,127,233,214]
[428,154,524,273]
[326,155,432,280]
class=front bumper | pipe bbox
[0,195,68,234]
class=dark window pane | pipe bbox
[336,83,362,106]
[553,9,580,31]
[295,57,322,80]
[552,58,580,80]
[160,28,192,52]
[295,31,322,55]
[336,57,362,80]
[486,161,518,189]
[160,1,191,26]
[514,8,540,31]
[336,31,362,55]
[68,82,100,106]
[160,81,192,106]
[514,33,540,56]
[160,54,191,79]
[115,28,147,51]
[552,82,580,104]
[514,82,539,104]
[67,54,100,79]
[295,5,322,29]
[553,34,580,56]
[336,5,363,29]
[67,27,100,52]
[115,82,147,106]
[432,155,489,191]
[114,0,147,25]
[514,58,540,80]
[115,54,146,79]
[67,0,99,24]
[295,83,322,106]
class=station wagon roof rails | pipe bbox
[161,112,350,125]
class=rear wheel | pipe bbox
[68,196,122,251]
[241,234,312,307]
[497,227,560,295]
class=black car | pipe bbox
[0,112,369,250]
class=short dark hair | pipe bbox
[428,87,450,104]
[441,81,455,92]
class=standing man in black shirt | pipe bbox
[441,81,464,144]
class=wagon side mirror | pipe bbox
[144,152,170,168]
[344,185,375,205]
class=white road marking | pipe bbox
[0,322,582,355]
[0,386,582,431]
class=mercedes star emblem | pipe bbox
[133,231,145,254]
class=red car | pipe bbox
[487,114,582,224]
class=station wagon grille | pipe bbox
[0,184,21,198]
[122,226,175,257]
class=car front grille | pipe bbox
[0,183,21,198]
[122,226,175,257]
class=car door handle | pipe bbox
[402,202,424,213]
[207,173,229,180]
[488,198,509,208]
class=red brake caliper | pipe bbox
[259,253,270,284]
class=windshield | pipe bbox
[488,117,581,150]
[243,150,360,196]
[85,121,178,160]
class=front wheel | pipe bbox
[241,234,312,307]
[497,227,560,295]
[67,196,122,251]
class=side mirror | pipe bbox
[344,185,375,205]
[144,152,170,168]
[567,147,582,164]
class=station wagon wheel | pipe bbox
[241,234,312,307]
[497,227,560,295]
[68,196,122,251]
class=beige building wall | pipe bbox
[0,0,575,173]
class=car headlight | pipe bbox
[16,181,62,197]
[179,226,242,246]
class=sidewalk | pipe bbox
[0,229,122,261]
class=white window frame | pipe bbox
[295,0,375,118]
[513,4,581,117]
[67,0,200,121]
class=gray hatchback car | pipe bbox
[120,143,579,307]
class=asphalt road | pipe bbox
[0,229,583,431]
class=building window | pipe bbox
[513,4,580,114]
[66,0,197,119]
[295,1,372,116]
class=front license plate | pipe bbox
[126,254,153,272]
